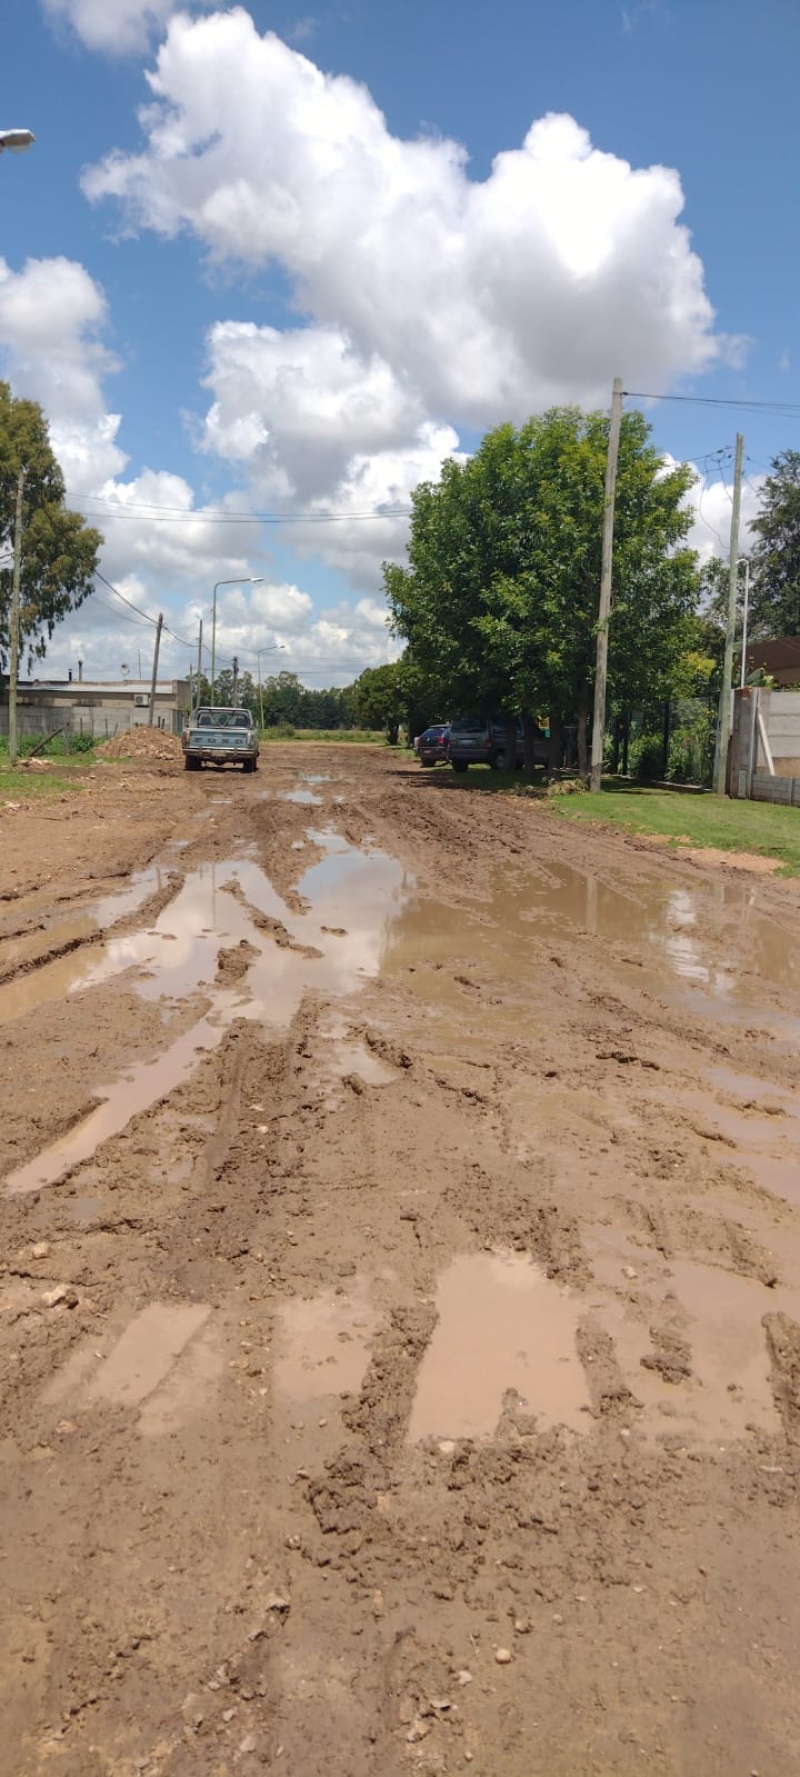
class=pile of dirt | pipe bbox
[97,725,183,763]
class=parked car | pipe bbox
[182,706,260,772]
[449,713,548,772]
[418,723,451,765]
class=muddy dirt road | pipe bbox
[2,743,800,1777]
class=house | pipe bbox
[0,675,191,741]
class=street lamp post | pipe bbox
[256,644,284,732]
[210,576,263,705]
[0,129,35,154]
[2,128,34,767]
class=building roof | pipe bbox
[742,637,800,685]
[22,679,187,694]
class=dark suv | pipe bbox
[449,714,549,772]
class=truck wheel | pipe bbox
[452,760,469,773]
[184,754,200,771]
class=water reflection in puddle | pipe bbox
[409,1251,589,1440]
[0,866,167,1028]
[283,788,322,806]
[6,1007,233,1193]
[6,842,411,1193]
[390,859,800,1041]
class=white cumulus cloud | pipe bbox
[84,8,734,429]
[684,472,763,567]
[41,0,211,55]
[0,256,127,490]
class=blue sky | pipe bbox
[2,0,799,685]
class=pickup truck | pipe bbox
[182,707,260,772]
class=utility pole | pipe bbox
[740,557,751,689]
[713,432,744,795]
[232,655,239,704]
[147,613,163,727]
[590,377,623,792]
[8,468,24,769]
[195,618,203,710]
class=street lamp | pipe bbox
[211,576,263,705]
[256,643,284,732]
[0,129,35,154]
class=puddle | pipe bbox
[6,1009,231,1194]
[602,1260,792,1442]
[389,859,800,1043]
[5,843,411,1194]
[283,788,322,806]
[333,1041,395,1085]
[44,1301,221,1437]
[86,1303,210,1408]
[409,1251,590,1440]
[0,867,165,1027]
[706,1066,799,1116]
[586,1225,798,1441]
[0,914,96,975]
[274,1279,378,1402]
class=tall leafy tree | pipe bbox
[352,662,404,742]
[386,408,699,774]
[748,450,800,637]
[0,383,102,669]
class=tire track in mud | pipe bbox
[3,747,800,1774]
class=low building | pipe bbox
[0,676,191,741]
[741,636,800,688]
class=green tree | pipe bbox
[351,662,404,742]
[386,408,699,775]
[748,450,800,637]
[0,383,102,669]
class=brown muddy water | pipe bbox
[4,827,799,1218]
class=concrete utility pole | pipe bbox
[740,557,751,689]
[590,377,623,792]
[195,619,203,710]
[8,468,24,768]
[147,613,163,727]
[713,432,744,796]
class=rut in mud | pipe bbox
[1,744,800,1777]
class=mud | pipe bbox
[2,744,800,1776]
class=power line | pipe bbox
[76,502,413,526]
[624,390,800,415]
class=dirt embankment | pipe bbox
[2,746,800,1776]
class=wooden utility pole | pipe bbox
[147,613,163,727]
[590,377,623,792]
[8,468,24,769]
[232,655,239,704]
[195,619,203,710]
[713,432,744,796]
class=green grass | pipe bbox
[548,782,800,875]
[0,755,94,800]
[258,727,387,744]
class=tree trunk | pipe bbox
[387,721,399,746]
[661,698,671,780]
[548,708,563,774]
[577,687,589,782]
[621,713,630,776]
[521,710,537,776]
[503,713,517,773]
